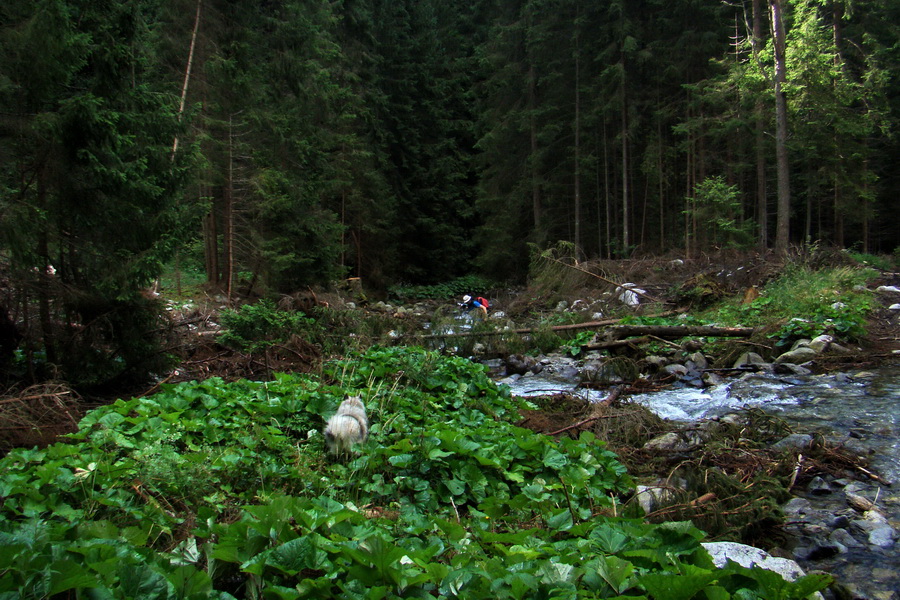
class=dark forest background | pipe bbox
[1,0,898,387]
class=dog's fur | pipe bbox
[323,396,368,455]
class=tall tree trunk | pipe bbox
[752,0,769,249]
[528,63,543,238]
[223,115,235,302]
[770,0,791,253]
[602,121,611,259]
[620,76,630,255]
[204,196,219,287]
[658,113,665,250]
[573,22,582,257]
[832,4,845,247]
[171,0,202,159]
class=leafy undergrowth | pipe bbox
[0,347,830,598]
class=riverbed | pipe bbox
[503,363,900,599]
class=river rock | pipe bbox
[807,335,833,353]
[702,542,814,585]
[686,351,709,370]
[829,528,863,550]
[643,431,702,452]
[733,352,767,369]
[867,525,896,548]
[663,364,688,377]
[702,371,725,387]
[644,355,669,371]
[771,433,813,451]
[634,484,675,514]
[774,362,813,375]
[875,285,900,294]
[807,476,832,495]
[505,354,537,376]
[775,346,818,364]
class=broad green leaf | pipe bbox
[638,570,719,600]
[268,537,330,574]
[546,509,573,531]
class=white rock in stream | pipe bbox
[702,542,821,596]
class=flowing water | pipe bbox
[503,363,900,598]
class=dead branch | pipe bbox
[541,255,666,304]
[547,386,626,435]
[404,309,687,341]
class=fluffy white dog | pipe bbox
[323,396,368,455]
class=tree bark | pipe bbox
[752,0,768,249]
[770,0,791,253]
[620,76,630,254]
[223,115,235,302]
[528,63,543,237]
[573,20,582,256]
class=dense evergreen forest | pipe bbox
[1,0,898,387]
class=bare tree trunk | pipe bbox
[204,199,219,287]
[223,115,235,303]
[658,112,665,250]
[747,0,769,249]
[602,121,611,259]
[620,79,630,255]
[573,20,582,257]
[528,63,543,238]
[832,5,845,247]
[171,0,202,159]
[770,0,791,253]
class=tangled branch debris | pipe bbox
[0,383,84,455]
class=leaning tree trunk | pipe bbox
[171,0,202,159]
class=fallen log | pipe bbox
[399,309,687,341]
[582,324,755,351]
[587,335,653,350]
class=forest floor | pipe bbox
[1,252,899,574]
[1,253,898,461]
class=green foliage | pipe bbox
[704,265,876,346]
[0,346,831,598]
[389,275,498,302]
[847,251,895,271]
[219,299,320,352]
[563,330,596,357]
[685,176,756,251]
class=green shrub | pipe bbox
[219,299,320,352]
[703,265,876,346]
[389,275,498,302]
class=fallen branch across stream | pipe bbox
[397,309,688,341]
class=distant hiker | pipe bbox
[459,294,489,318]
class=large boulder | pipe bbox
[702,542,817,589]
